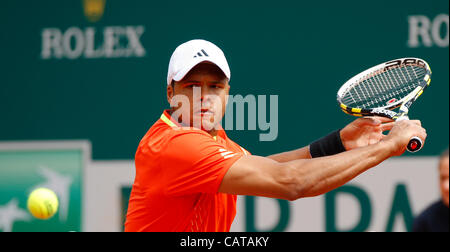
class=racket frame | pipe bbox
[337,57,431,120]
[336,57,431,152]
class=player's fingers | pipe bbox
[408,119,422,127]
[380,122,395,132]
[414,130,427,147]
[400,120,427,142]
[395,119,424,132]
[357,117,382,126]
[371,116,394,123]
[416,126,427,139]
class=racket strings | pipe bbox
[342,65,426,109]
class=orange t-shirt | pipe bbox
[125,110,250,232]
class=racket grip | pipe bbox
[396,116,423,153]
[407,136,423,153]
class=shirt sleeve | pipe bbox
[161,130,243,196]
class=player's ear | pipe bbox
[167,81,174,104]
[225,83,230,105]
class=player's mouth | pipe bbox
[196,108,214,116]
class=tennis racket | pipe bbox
[337,57,431,153]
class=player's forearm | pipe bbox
[266,129,345,162]
[285,140,394,199]
[266,146,311,162]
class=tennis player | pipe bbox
[124,39,427,232]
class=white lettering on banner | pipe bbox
[41,26,146,59]
[63,27,85,59]
[408,14,449,48]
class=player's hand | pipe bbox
[383,119,427,156]
[340,117,395,151]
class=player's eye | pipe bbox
[182,83,200,88]
[210,84,224,89]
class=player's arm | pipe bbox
[219,120,425,200]
[266,117,395,162]
[220,141,391,200]
[266,146,312,162]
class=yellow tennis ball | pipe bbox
[27,188,59,220]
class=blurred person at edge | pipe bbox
[413,148,449,232]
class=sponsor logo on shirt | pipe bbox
[219,149,237,159]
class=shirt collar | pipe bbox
[160,110,228,141]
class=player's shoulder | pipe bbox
[165,127,215,149]
[224,135,251,156]
[140,119,212,150]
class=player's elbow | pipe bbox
[284,190,302,202]
[276,163,306,201]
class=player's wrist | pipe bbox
[379,137,402,157]
[309,129,346,158]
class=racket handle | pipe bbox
[407,136,423,153]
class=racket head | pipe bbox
[337,57,431,119]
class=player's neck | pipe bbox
[207,129,218,138]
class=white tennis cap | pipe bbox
[167,39,231,86]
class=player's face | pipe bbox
[168,63,230,133]
[439,156,449,207]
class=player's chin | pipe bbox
[193,113,217,129]
[202,118,218,130]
